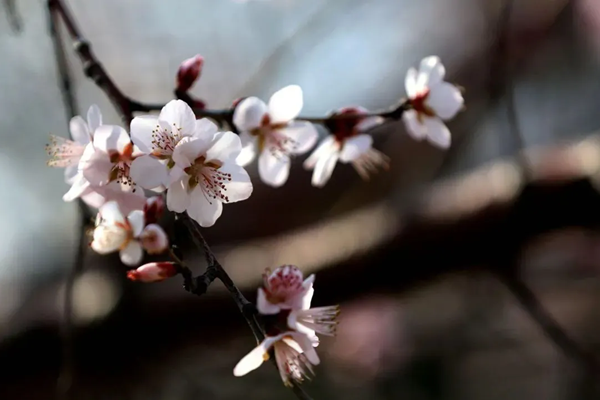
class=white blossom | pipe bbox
[91,201,168,266]
[257,265,315,315]
[167,120,253,227]
[129,100,208,191]
[304,107,388,187]
[81,124,142,194]
[46,105,105,206]
[233,331,319,386]
[402,56,464,149]
[233,85,318,187]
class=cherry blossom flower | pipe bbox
[167,122,253,227]
[127,262,178,283]
[257,265,315,315]
[233,85,318,187]
[233,331,319,386]
[45,105,104,206]
[81,124,142,194]
[287,288,340,339]
[402,56,464,149]
[91,201,168,266]
[129,100,210,190]
[176,55,204,92]
[304,107,389,187]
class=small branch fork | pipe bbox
[47,0,600,394]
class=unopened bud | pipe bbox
[140,224,169,254]
[143,196,164,225]
[127,262,178,283]
[176,54,204,92]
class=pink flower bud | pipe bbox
[127,262,178,283]
[143,196,164,225]
[140,224,169,254]
[176,54,204,92]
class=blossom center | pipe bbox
[184,156,232,203]
[151,123,178,157]
[250,114,293,155]
[108,143,137,190]
[410,88,436,121]
[326,109,363,143]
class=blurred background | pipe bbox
[3,0,600,398]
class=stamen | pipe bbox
[45,135,85,167]
[295,305,340,336]
[351,149,390,181]
[150,123,176,156]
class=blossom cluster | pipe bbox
[46,56,463,237]
[43,54,464,388]
[234,265,339,385]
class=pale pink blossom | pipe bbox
[304,107,388,187]
[46,105,105,206]
[81,125,142,194]
[233,331,319,386]
[402,56,464,149]
[257,265,315,315]
[233,85,318,187]
[91,201,168,266]
[129,100,211,190]
[127,262,178,283]
[167,121,252,227]
[139,224,169,254]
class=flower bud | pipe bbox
[140,224,169,254]
[176,54,204,92]
[127,262,178,283]
[143,196,164,225]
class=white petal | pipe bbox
[205,131,242,162]
[356,116,384,132]
[233,335,285,377]
[93,125,131,153]
[219,161,253,203]
[423,117,451,149]
[62,174,90,202]
[268,85,303,123]
[99,201,125,224]
[303,136,337,170]
[402,109,427,140]
[168,165,187,186]
[130,155,169,189]
[286,311,316,339]
[405,67,420,98]
[339,134,372,162]
[69,116,91,145]
[426,82,464,120]
[289,332,320,365]
[311,151,339,188]
[140,224,169,254]
[172,136,212,168]
[187,187,224,227]
[159,99,197,137]
[64,165,79,185]
[120,241,144,266]
[258,151,290,187]
[166,178,191,213]
[233,97,268,131]
[280,121,318,155]
[93,182,146,215]
[81,147,113,186]
[301,276,315,309]
[417,55,445,88]
[80,189,106,209]
[127,209,145,237]
[257,288,282,315]
[91,225,127,254]
[194,118,219,140]
[236,132,257,167]
[86,104,103,134]
[130,115,160,154]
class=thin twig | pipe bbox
[177,213,313,400]
[497,273,599,373]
